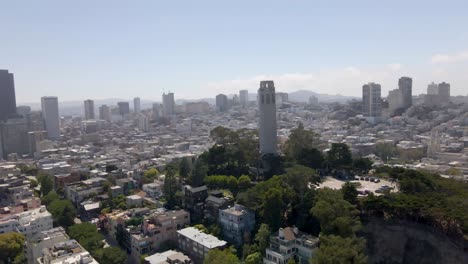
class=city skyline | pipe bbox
[1,1,468,103]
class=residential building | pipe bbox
[138,114,149,132]
[184,102,209,114]
[41,96,60,139]
[130,210,190,261]
[398,76,413,109]
[362,82,382,123]
[134,97,141,113]
[258,80,278,155]
[99,104,111,121]
[239,90,249,107]
[25,227,69,264]
[118,102,130,116]
[0,206,53,239]
[183,185,208,221]
[0,117,29,159]
[218,204,255,246]
[0,69,16,121]
[144,250,193,264]
[84,99,95,120]
[215,94,228,112]
[163,92,175,117]
[264,227,319,264]
[388,89,404,114]
[37,239,98,264]
[177,227,227,264]
[27,131,47,157]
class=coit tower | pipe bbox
[258,80,277,155]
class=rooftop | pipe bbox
[177,227,227,249]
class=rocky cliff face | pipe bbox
[363,218,468,264]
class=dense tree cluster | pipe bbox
[362,167,468,236]
[0,233,25,264]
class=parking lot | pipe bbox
[317,176,398,196]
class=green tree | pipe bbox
[326,143,352,171]
[191,159,208,187]
[193,224,209,233]
[68,223,104,253]
[341,182,358,205]
[0,233,25,264]
[262,189,283,230]
[254,224,271,256]
[93,247,127,264]
[311,188,361,238]
[163,164,180,209]
[287,259,296,264]
[296,147,325,169]
[245,252,262,264]
[29,178,38,188]
[283,123,323,160]
[375,143,397,162]
[41,191,59,206]
[352,157,373,174]
[227,176,238,190]
[179,157,191,179]
[48,199,76,228]
[39,173,54,196]
[204,249,240,264]
[142,167,159,184]
[312,235,367,264]
[237,175,252,189]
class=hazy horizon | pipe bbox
[1,1,468,103]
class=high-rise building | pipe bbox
[388,89,403,114]
[362,83,382,121]
[117,102,130,116]
[162,92,175,116]
[258,80,277,155]
[425,82,451,106]
[152,103,161,120]
[0,70,17,121]
[134,97,141,113]
[0,118,29,159]
[83,99,95,120]
[16,106,31,117]
[41,96,60,139]
[99,105,111,122]
[239,90,249,107]
[398,77,412,108]
[216,94,229,112]
[438,82,450,103]
[138,114,149,132]
[275,92,289,106]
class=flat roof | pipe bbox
[177,227,226,249]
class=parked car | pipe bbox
[360,177,365,180]
[365,177,370,181]
[374,178,381,183]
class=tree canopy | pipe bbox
[68,223,104,253]
[326,143,352,171]
[93,247,127,264]
[48,199,76,228]
[0,233,25,264]
[203,249,240,264]
[312,235,367,264]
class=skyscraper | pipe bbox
[216,94,228,112]
[99,105,111,122]
[117,102,130,116]
[398,77,412,108]
[438,82,451,103]
[0,70,17,121]
[362,83,382,122]
[83,99,95,120]
[162,92,175,117]
[134,97,141,113]
[258,80,277,155]
[239,90,249,107]
[427,82,439,95]
[41,96,60,139]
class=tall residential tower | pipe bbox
[258,80,277,155]
[83,99,95,120]
[362,83,382,123]
[0,70,17,121]
[41,96,60,139]
[162,92,175,117]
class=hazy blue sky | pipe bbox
[1,0,467,103]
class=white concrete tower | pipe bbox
[258,80,277,155]
[83,99,95,120]
[133,97,141,113]
[41,96,60,139]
